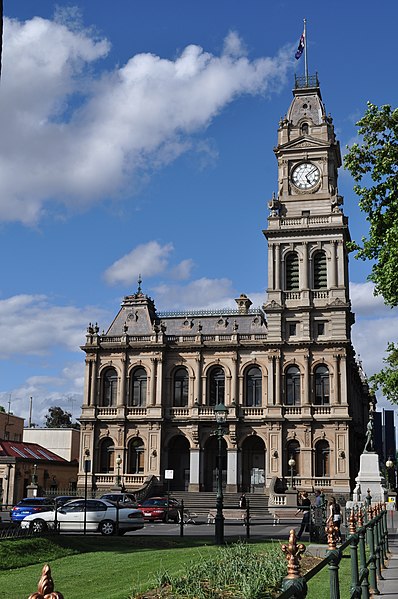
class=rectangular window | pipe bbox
[289,323,297,336]
[317,322,325,336]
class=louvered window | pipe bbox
[313,252,327,289]
[286,253,299,290]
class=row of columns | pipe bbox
[268,240,346,291]
[84,352,347,408]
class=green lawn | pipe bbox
[0,535,355,599]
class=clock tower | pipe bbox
[263,74,365,492]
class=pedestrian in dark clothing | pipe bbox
[239,494,247,509]
[296,491,311,540]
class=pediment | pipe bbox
[276,135,330,153]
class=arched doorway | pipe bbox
[167,436,190,491]
[241,436,265,493]
[203,435,227,492]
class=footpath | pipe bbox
[378,532,398,598]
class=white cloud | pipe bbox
[0,17,291,225]
[153,277,237,310]
[350,281,395,318]
[170,259,195,280]
[0,294,106,357]
[104,241,174,286]
[0,360,84,426]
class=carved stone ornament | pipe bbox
[28,564,64,599]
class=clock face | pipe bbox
[291,162,320,190]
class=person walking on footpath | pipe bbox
[327,496,342,542]
[239,493,247,509]
[295,491,311,540]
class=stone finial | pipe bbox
[28,564,64,599]
[281,529,306,579]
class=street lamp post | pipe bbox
[288,456,296,489]
[83,449,91,535]
[115,454,122,488]
[214,402,228,546]
[386,457,394,492]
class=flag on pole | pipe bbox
[295,30,305,60]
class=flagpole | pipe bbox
[304,18,308,85]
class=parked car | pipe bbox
[138,497,180,523]
[11,497,55,523]
[100,492,137,507]
[20,498,145,535]
[54,495,83,507]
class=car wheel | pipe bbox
[30,519,47,534]
[100,519,116,536]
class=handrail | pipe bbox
[276,503,388,599]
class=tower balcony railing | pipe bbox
[294,72,319,88]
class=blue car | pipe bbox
[11,497,54,523]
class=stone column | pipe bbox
[340,354,348,404]
[189,448,200,492]
[267,356,275,405]
[275,244,281,290]
[226,449,238,493]
[231,356,238,404]
[156,357,163,406]
[149,358,156,406]
[275,354,281,405]
[268,243,275,289]
[302,242,309,289]
[303,354,310,405]
[194,355,201,405]
[333,354,341,404]
[330,241,337,287]
[117,357,126,407]
[337,240,345,287]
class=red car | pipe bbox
[138,497,180,523]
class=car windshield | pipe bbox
[142,499,167,507]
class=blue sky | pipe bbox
[1,1,397,424]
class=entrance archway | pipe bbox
[203,435,227,492]
[241,436,265,492]
[167,436,190,491]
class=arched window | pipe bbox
[173,368,189,407]
[245,366,262,406]
[286,252,299,291]
[301,123,309,135]
[128,438,144,474]
[315,365,330,405]
[315,440,330,477]
[313,251,327,289]
[102,368,118,407]
[208,367,225,406]
[99,438,114,473]
[131,367,147,407]
[285,366,301,405]
[286,440,300,476]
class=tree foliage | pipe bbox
[345,102,398,402]
[370,343,398,405]
[344,102,398,307]
[45,406,78,428]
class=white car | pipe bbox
[20,498,145,535]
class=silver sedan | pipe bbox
[20,498,144,535]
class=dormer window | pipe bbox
[301,122,309,135]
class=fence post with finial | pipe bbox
[281,529,308,598]
[326,521,341,599]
